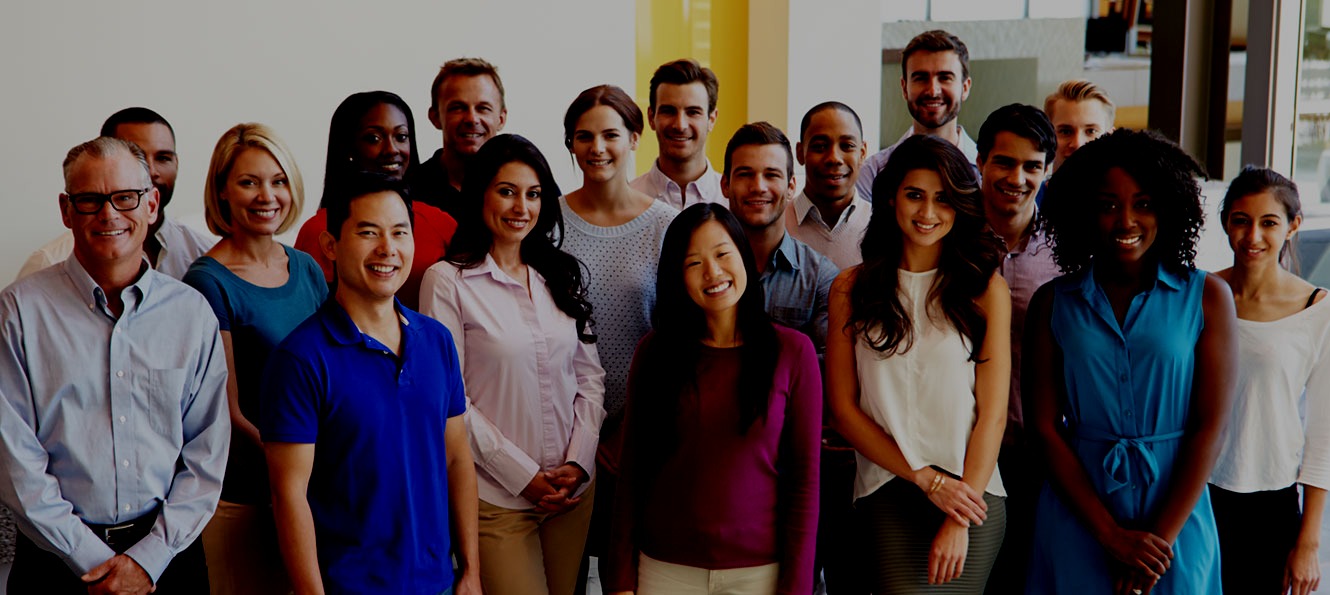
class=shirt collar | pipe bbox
[769,232,800,273]
[1068,260,1186,300]
[61,255,153,315]
[793,190,863,229]
[648,159,718,191]
[461,253,539,288]
[319,296,414,348]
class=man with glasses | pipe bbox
[16,107,215,281]
[0,137,229,594]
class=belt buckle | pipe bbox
[98,522,137,546]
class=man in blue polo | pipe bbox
[262,173,481,594]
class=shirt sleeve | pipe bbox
[776,330,822,595]
[564,340,606,473]
[810,253,840,357]
[418,265,540,497]
[1299,315,1330,490]
[0,291,118,575]
[260,340,324,445]
[123,314,231,582]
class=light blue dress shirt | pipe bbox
[0,256,229,581]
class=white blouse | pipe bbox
[853,268,1005,499]
[420,256,606,510]
[1211,295,1330,492]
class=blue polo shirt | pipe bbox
[261,298,466,595]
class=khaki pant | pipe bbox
[637,553,779,595]
[201,500,292,595]
[478,481,595,595]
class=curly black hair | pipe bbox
[1042,128,1206,276]
[852,135,1005,361]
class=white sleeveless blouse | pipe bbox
[853,268,1005,499]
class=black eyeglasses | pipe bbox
[66,188,151,215]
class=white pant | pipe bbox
[637,553,779,595]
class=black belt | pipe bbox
[84,508,158,552]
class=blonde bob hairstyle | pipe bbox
[203,122,304,236]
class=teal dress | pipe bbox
[1027,264,1220,594]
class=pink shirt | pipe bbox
[419,256,605,509]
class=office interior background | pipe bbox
[3,0,1329,282]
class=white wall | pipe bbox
[787,0,883,163]
[0,0,635,282]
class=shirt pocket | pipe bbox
[144,368,187,439]
[770,306,812,330]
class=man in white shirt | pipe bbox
[785,102,870,270]
[630,58,726,209]
[858,30,978,201]
[16,108,215,281]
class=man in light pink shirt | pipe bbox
[630,59,727,210]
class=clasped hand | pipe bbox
[915,468,986,527]
[520,463,588,515]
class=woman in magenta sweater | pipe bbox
[605,203,821,595]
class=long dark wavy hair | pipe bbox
[444,134,594,342]
[851,134,1004,360]
[1042,128,1205,276]
[628,204,779,486]
[318,91,421,209]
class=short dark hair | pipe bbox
[100,107,174,140]
[977,103,1057,165]
[563,85,644,149]
[324,171,413,240]
[1043,128,1206,276]
[723,122,793,179]
[648,58,719,113]
[799,101,863,141]
[901,30,970,81]
[429,57,505,113]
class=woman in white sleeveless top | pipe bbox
[826,135,1010,594]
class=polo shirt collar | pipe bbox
[319,296,414,348]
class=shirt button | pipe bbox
[122,459,129,468]
[123,504,131,511]
[119,416,126,424]
[1119,374,1127,381]
[116,370,125,378]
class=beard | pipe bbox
[906,97,960,130]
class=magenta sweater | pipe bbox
[605,324,822,594]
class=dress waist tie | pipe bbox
[1074,426,1185,494]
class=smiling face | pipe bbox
[797,107,866,204]
[1094,167,1158,264]
[571,104,638,184]
[649,82,716,164]
[979,131,1048,221]
[1050,98,1114,170]
[893,168,955,253]
[61,150,159,270]
[483,161,542,251]
[1224,190,1301,267]
[723,143,795,231]
[221,148,291,238]
[901,50,971,132]
[327,191,414,304]
[429,74,506,158]
[352,103,411,179]
[683,219,748,319]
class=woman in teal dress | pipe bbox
[1024,129,1237,594]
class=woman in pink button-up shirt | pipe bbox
[419,134,605,595]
